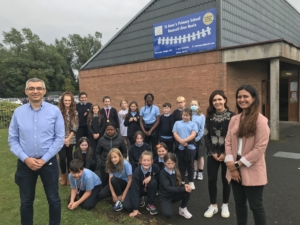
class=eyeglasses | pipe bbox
[26,87,45,91]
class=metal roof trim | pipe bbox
[80,0,156,70]
[284,0,300,14]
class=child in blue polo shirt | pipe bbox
[68,159,102,210]
[139,93,160,158]
[98,148,132,211]
[172,108,198,190]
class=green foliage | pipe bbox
[0,28,102,97]
[0,102,19,128]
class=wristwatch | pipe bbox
[234,161,240,169]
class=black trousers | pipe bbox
[99,167,109,188]
[88,135,99,153]
[231,181,266,225]
[159,191,191,218]
[123,179,158,210]
[159,137,174,153]
[69,184,102,210]
[176,149,196,182]
[76,126,89,146]
[58,144,75,174]
[98,177,127,200]
[128,137,135,146]
[207,156,231,204]
[144,127,158,158]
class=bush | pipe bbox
[0,102,20,128]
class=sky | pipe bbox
[0,0,299,46]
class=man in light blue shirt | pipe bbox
[8,78,65,225]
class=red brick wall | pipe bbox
[79,51,227,115]
[226,60,269,113]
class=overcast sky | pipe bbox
[0,0,299,46]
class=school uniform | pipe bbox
[140,105,160,157]
[191,113,205,160]
[172,108,184,123]
[76,102,92,144]
[118,109,130,149]
[68,169,102,210]
[172,120,198,182]
[159,114,174,152]
[101,106,119,128]
[154,157,165,171]
[73,150,97,172]
[95,132,127,187]
[123,164,160,211]
[98,160,132,200]
[87,115,105,152]
[159,168,191,218]
[129,142,151,171]
[124,112,141,145]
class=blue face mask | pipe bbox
[190,105,198,111]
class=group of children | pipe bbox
[67,94,207,219]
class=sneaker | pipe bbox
[204,205,218,218]
[182,181,185,185]
[146,204,158,215]
[197,172,203,180]
[113,200,123,211]
[189,182,195,190]
[193,171,197,179]
[179,207,192,219]
[139,196,145,207]
[221,203,230,218]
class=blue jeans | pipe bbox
[15,156,61,225]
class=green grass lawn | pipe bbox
[0,129,145,225]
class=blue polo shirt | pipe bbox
[140,105,160,124]
[69,168,101,191]
[109,160,132,182]
[172,120,198,150]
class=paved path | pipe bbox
[143,123,300,225]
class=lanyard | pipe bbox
[105,108,111,122]
[76,181,82,194]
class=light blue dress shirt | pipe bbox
[110,160,132,182]
[172,120,198,150]
[8,102,65,162]
[140,105,160,124]
[69,168,101,191]
[192,113,205,142]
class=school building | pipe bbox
[79,0,300,140]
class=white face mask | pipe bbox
[190,105,198,111]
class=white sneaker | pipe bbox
[189,182,195,190]
[179,207,192,219]
[197,172,203,180]
[204,205,218,218]
[221,203,230,218]
[182,181,185,185]
[193,171,197,179]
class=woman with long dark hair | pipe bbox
[204,90,234,218]
[225,84,270,225]
[58,92,79,186]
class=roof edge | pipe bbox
[284,0,300,15]
[80,0,156,70]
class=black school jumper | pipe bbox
[87,115,105,152]
[124,112,141,145]
[123,164,160,211]
[100,107,119,129]
[159,169,191,218]
[129,143,151,171]
[159,114,174,152]
[76,102,92,144]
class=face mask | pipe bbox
[190,105,198,111]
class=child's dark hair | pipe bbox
[105,122,117,129]
[69,159,84,173]
[144,93,154,101]
[163,153,182,186]
[79,92,87,98]
[182,108,192,118]
[103,95,111,102]
[87,104,102,126]
[75,137,93,160]
[156,142,168,151]
[163,102,171,108]
[128,101,139,114]
[134,131,144,140]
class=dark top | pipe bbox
[95,132,127,168]
[204,109,235,156]
[100,107,119,128]
[130,164,160,210]
[129,143,151,171]
[124,112,141,138]
[154,157,165,171]
[76,102,92,127]
[87,116,105,136]
[73,150,96,170]
[172,109,183,123]
[159,114,174,138]
[158,169,185,198]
